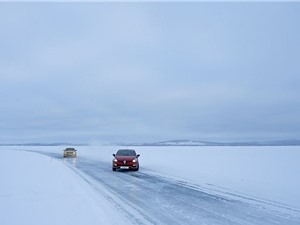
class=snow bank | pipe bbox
[0,149,117,225]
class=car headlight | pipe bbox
[132,158,137,163]
[113,159,118,162]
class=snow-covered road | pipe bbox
[1,146,300,225]
[66,156,300,225]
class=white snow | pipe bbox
[139,146,300,209]
[0,148,124,225]
[1,145,300,224]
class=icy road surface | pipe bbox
[36,149,300,225]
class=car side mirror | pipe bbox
[112,154,116,157]
[136,154,140,158]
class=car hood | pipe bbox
[115,156,136,161]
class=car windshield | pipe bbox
[116,149,136,156]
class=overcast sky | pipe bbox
[0,2,300,144]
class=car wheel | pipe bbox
[112,168,116,171]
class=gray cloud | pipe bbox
[0,3,300,143]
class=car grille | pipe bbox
[117,160,132,165]
[64,152,76,156]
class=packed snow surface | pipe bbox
[1,146,300,225]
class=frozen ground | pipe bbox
[1,146,300,225]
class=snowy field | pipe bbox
[1,145,300,225]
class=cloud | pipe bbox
[0,3,300,143]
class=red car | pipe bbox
[112,149,140,171]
